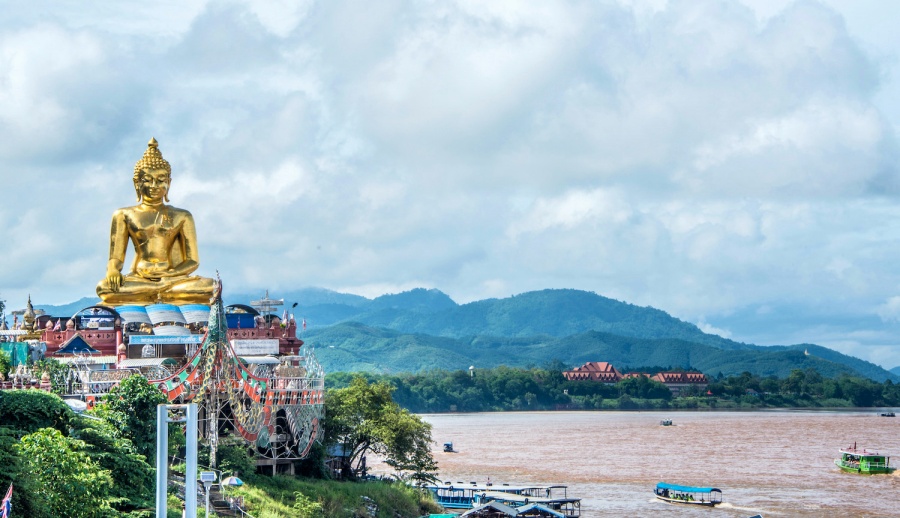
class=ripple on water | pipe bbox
[371,410,900,517]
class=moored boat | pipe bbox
[472,486,580,517]
[835,443,895,474]
[423,481,579,516]
[879,412,895,417]
[659,419,673,426]
[654,482,722,506]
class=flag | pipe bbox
[282,309,288,322]
[1,483,12,518]
[53,318,61,332]
[302,319,307,330]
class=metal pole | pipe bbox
[155,405,168,518]
[205,483,210,518]
[186,404,198,518]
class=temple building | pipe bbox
[563,361,709,396]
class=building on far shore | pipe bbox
[563,361,708,396]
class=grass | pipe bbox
[229,475,443,518]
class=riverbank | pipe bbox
[227,475,441,518]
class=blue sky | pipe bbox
[3,0,900,369]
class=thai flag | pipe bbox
[53,318,61,332]
[302,319,307,330]
[1,483,12,518]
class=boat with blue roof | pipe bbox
[654,482,722,506]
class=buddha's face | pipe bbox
[136,168,170,204]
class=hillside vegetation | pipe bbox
[36,288,898,382]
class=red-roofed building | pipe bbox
[564,361,709,396]
[650,371,708,396]
[563,361,623,383]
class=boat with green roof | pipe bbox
[835,443,895,474]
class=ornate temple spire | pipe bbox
[23,295,35,332]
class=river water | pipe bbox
[397,411,899,517]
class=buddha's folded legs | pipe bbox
[97,275,217,305]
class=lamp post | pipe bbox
[199,471,217,518]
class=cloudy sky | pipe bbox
[3,0,900,369]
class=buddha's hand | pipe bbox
[136,261,171,281]
[106,269,123,292]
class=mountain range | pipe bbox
[31,288,899,382]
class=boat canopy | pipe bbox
[656,482,721,493]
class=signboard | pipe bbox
[153,325,191,336]
[129,335,204,345]
[199,471,217,483]
[83,317,115,330]
[231,339,279,355]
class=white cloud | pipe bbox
[2,0,900,369]
[876,296,900,323]
[696,320,733,339]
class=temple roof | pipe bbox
[54,334,102,355]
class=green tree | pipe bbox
[616,376,672,400]
[18,427,114,518]
[0,427,43,517]
[293,491,324,517]
[0,350,11,380]
[70,417,155,512]
[198,436,255,478]
[93,374,166,462]
[324,376,438,482]
[382,410,439,484]
[0,388,73,434]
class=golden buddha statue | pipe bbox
[96,138,216,305]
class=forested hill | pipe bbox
[249,287,894,382]
[33,288,898,382]
[235,288,749,350]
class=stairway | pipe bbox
[208,485,243,517]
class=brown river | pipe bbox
[374,410,900,517]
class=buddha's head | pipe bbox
[133,138,172,203]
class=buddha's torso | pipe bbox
[120,205,190,275]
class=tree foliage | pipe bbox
[70,417,155,511]
[93,374,166,462]
[0,349,11,380]
[324,376,438,483]
[0,388,73,433]
[328,364,900,413]
[19,427,114,518]
[0,427,43,517]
